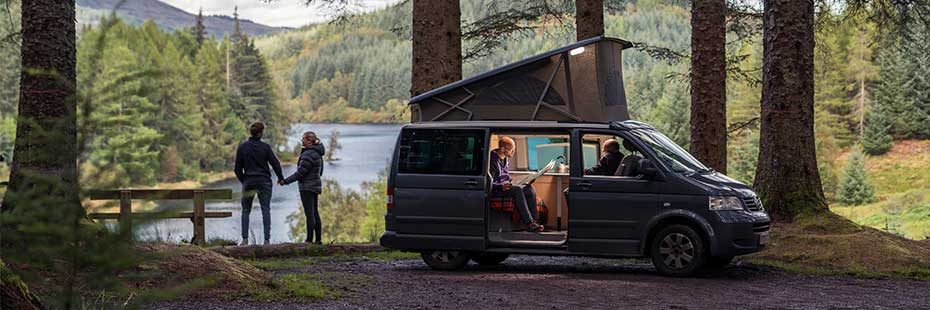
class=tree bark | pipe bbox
[1,0,78,212]
[410,0,461,98]
[576,0,604,41]
[689,0,728,173]
[691,0,727,173]
[754,0,828,222]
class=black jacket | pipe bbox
[234,137,285,186]
[283,143,325,193]
[584,151,624,176]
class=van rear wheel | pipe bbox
[650,224,707,277]
[472,253,509,266]
[421,250,471,270]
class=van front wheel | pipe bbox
[650,225,707,277]
[421,250,471,270]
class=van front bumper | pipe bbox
[711,211,771,257]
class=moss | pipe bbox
[747,211,930,280]
[245,250,418,271]
[247,272,374,301]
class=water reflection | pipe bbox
[133,123,402,243]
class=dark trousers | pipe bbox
[299,190,322,243]
[241,182,272,241]
[503,185,537,224]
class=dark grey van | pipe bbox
[380,120,770,276]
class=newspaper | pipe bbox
[512,158,558,187]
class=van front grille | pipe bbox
[753,222,771,233]
[742,196,764,212]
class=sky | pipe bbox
[161,0,401,28]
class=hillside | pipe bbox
[256,0,693,135]
[831,140,930,239]
[76,0,287,38]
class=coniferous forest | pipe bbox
[3,0,930,309]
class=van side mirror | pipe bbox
[639,158,661,180]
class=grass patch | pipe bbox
[831,189,930,239]
[831,141,930,240]
[247,272,374,301]
[746,211,930,280]
[245,250,418,271]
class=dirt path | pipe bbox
[151,256,930,309]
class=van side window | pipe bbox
[398,129,485,175]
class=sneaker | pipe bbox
[527,222,544,232]
[263,239,270,245]
[239,239,249,246]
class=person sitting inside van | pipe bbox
[584,139,624,176]
[616,139,643,177]
[490,136,545,232]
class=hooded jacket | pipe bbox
[235,137,285,186]
[283,143,326,193]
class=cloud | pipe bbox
[161,0,399,28]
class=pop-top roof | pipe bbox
[409,36,633,123]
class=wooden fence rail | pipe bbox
[87,189,233,244]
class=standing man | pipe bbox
[234,122,284,246]
[282,131,325,244]
[490,136,544,232]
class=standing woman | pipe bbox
[282,131,326,244]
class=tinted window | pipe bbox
[398,129,485,175]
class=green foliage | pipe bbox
[68,15,285,187]
[287,176,387,244]
[728,130,759,184]
[838,149,877,205]
[862,107,893,155]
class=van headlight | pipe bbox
[709,196,744,211]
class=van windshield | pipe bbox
[630,129,710,173]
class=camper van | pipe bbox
[380,37,769,276]
[380,120,770,276]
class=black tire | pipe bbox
[650,224,708,277]
[471,253,509,266]
[420,250,471,270]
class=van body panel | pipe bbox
[386,128,489,251]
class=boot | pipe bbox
[313,224,323,244]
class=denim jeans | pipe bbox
[241,182,273,241]
[504,185,537,224]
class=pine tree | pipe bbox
[872,41,913,138]
[690,0,728,173]
[193,40,238,171]
[81,32,163,186]
[754,0,828,221]
[861,107,893,155]
[193,8,207,47]
[153,41,203,181]
[837,149,876,205]
[904,24,930,138]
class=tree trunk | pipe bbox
[410,0,461,98]
[1,0,78,212]
[689,0,728,173]
[576,0,604,41]
[754,0,828,222]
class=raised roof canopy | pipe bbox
[409,36,633,123]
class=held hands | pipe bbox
[277,179,286,186]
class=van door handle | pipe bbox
[577,181,592,189]
[464,180,479,186]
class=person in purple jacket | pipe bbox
[490,136,544,232]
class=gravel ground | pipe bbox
[151,255,930,310]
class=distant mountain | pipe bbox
[76,0,289,38]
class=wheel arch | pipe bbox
[641,210,716,256]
